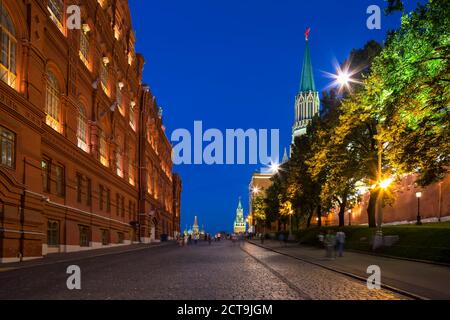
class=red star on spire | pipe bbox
[305,27,311,41]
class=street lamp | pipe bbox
[289,209,294,238]
[348,209,352,226]
[416,192,422,225]
[269,161,280,174]
[324,61,360,93]
[252,186,260,195]
[376,176,393,235]
[250,186,261,235]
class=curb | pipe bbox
[346,249,450,268]
[247,241,428,301]
[0,242,173,272]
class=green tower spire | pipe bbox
[234,197,246,234]
[299,37,316,92]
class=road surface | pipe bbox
[0,240,405,300]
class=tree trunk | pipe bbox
[367,189,378,228]
[338,203,346,227]
[338,196,348,227]
[306,213,313,228]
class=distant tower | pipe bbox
[192,216,199,236]
[292,27,320,142]
[282,147,289,163]
[233,197,247,234]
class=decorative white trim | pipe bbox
[140,237,151,244]
[24,190,132,227]
[0,228,45,236]
[0,256,43,264]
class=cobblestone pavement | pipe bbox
[241,242,407,300]
[0,240,406,300]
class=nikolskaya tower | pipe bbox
[292,27,320,142]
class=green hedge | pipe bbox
[295,222,450,263]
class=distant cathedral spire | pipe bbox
[292,27,320,142]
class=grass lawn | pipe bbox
[295,222,450,263]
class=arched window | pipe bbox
[116,82,123,114]
[48,0,64,32]
[128,148,135,186]
[115,136,123,177]
[100,58,109,94]
[0,3,17,88]
[79,25,90,67]
[45,72,62,132]
[99,131,108,167]
[129,101,136,130]
[77,105,88,152]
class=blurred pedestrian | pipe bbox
[318,232,325,247]
[194,234,199,245]
[336,230,346,257]
[325,230,336,259]
[279,233,285,246]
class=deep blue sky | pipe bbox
[128,0,422,234]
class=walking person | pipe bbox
[208,234,212,245]
[279,233,285,247]
[325,230,336,259]
[336,230,346,257]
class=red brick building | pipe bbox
[0,0,181,263]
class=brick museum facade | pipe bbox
[0,0,182,263]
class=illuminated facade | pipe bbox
[0,0,181,263]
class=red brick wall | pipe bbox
[0,0,181,261]
[327,174,450,226]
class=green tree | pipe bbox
[310,89,362,227]
[289,126,322,228]
[264,176,282,231]
[251,194,266,223]
[312,42,383,228]
[371,0,450,186]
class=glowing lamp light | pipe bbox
[336,71,351,86]
[379,177,393,190]
[269,161,280,174]
[416,192,422,198]
[252,186,260,195]
[323,59,362,93]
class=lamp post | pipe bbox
[348,209,352,226]
[416,192,422,225]
[289,209,294,239]
[251,186,260,235]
